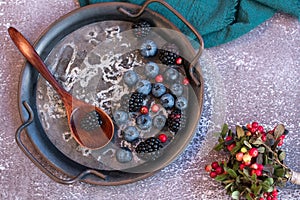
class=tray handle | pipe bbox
[15,101,106,184]
[118,0,204,86]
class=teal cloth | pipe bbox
[78,0,300,47]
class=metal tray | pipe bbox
[16,0,204,185]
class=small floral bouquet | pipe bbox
[205,122,300,200]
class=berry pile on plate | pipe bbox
[113,20,190,163]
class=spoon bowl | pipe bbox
[9,27,114,150]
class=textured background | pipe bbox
[0,0,299,199]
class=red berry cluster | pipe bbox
[247,122,286,146]
[235,147,264,176]
[205,161,225,178]
[259,188,278,200]
[205,122,289,200]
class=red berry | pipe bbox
[244,161,251,166]
[158,134,168,143]
[155,74,163,82]
[257,164,264,171]
[246,131,252,136]
[258,125,264,133]
[272,190,278,197]
[278,140,284,146]
[267,196,272,200]
[249,148,259,157]
[215,166,224,175]
[243,153,252,163]
[259,198,264,200]
[140,106,149,114]
[182,77,189,85]
[261,134,267,142]
[252,122,259,128]
[209,171,218,178]
[225,136,233,141]
[227,143,236,151]
[151,104,160,113]
[246,123,252,130]
[175,57,183,65]
[255,169,262,176]
[211,162,219,169]
[250,127,257,133]
[205,164,212,172]
[236,152,244,161]
[239,163,246,170]
[250,163,258,169]
[279,135,285,140]
[251,169,256,176]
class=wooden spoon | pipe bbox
[9,27,114,150]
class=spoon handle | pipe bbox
[8,27,71,99]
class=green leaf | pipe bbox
[252,138,263,145]
[256,185,262,195]
[245,192,253,200]
[221,124,228,138]
[274,124,285,139]
[231,142,242,155]
[213,142,224,151]
[244,140,252,149]
[251,173,257,181]
[279,151,286,161]
[257,146,265,153]
[263,164,274,175]
[256,154,263,164]
[262,181,271,192]
[264,154,269,165]
[236,125,245,138]
[265,177,274,185]
[266,134,275,146]
[227,169,238,178]
[243,168,250,177]
[274,168,285,177]
[232,161,239,171]
[267,186,274,192]
[225,182,233,190]
[251,184,262,195]
[231,191,240,200]
[215,174,229,181]
[236,176,241,184]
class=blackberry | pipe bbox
[80,111,102,131]
[129,93,144,112]
[132,21,151,38]
[135,137,163,153]
[159,43,180,65]
[167,109,182,133]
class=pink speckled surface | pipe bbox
[1,0,299,199]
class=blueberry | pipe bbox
[171,83,183,96]
[136,80,152,95]
[116,148,133,163]
[175,96,188,110]
[153,115,167,130]
[113,110,128,125]
[145,62,159,78]
[123,126,140,142]
[160,93,175,108]
[164,68,179,82]
[140,40,157,57]
[123,70,138,86]
[152,83,166,97]
[136,115,152,130]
